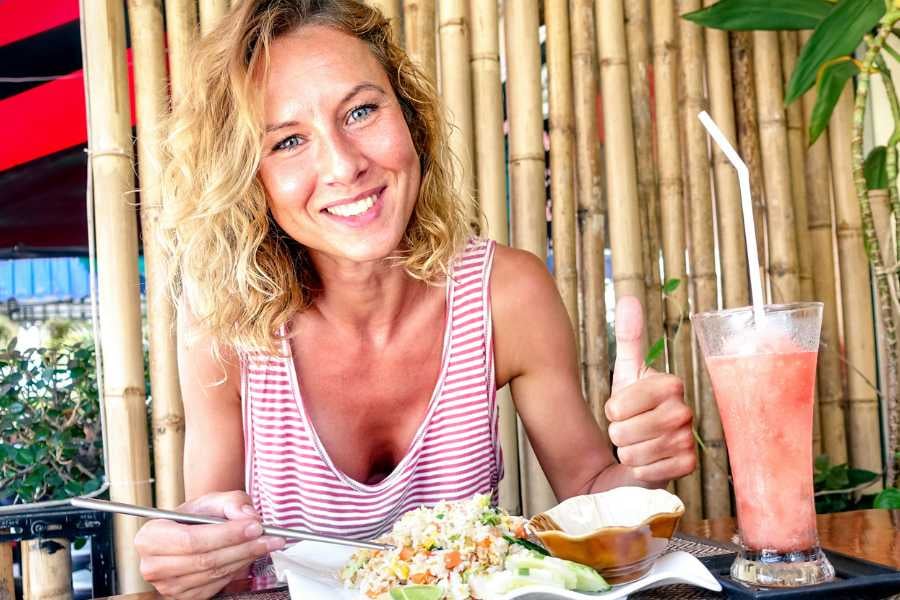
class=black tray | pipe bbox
[699,550,900,599]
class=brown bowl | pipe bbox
[528,487,685,585]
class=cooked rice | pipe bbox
[339,494,530,599]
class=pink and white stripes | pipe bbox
[241,239,502,539]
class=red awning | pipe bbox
[0,0,138,254]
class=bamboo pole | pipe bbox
[128,0,185,510]
[469,0,507,244]
[730,32,768,292]
[780,32,814,303]
[830,87,883,485]
[164,0,198,103]
[0,543,13,600]
[504,0,556,516]
[83,0,153,591]
[468,0,517,514]
[22,539,71,600]
[198,0,228,36]
[365,0,402,42]
[780,30,821,454]
[654,0,706,518]
[753,31,800,304]
[697,0,738,519]
[703,4,747,309]
[403,0,436,83]
[799,32,848,466]
[438,0,475,207]
[597,0,646,309]
[676,0,711,522]
[570,0,610,426]
[623,0,663,370]
[545,0,579,340]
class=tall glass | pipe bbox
[692,302,835,587]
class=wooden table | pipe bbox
[680,508,900,569]
[99,509,900,600]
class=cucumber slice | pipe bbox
[389,584,444,600]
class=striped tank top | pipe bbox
[241,238,502,539]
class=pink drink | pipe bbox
[706,350,818,552]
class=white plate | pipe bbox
[270,542,722,600]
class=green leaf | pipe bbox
[824,464,850,490]
[662,278,681,295]
[644,338,666,366]
[786,0,884,104]
[15,447,35,466]
[682,0,832,30]
[873,487,900,509]
[503,535,550,556]
[847,467,880,487]
[864,146,889,190]
[809,60,859,145]
[814,454,831,473]
[73,537,88,551]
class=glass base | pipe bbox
[731,546,835,587]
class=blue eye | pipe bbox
[273,134,302,152]
[348,104,376,123]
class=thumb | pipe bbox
[611,295,647,394]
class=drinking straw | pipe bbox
[697,110,766,324]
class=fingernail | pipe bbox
[244,522,263,539]
[241,504,259,517]
[264,536,286,551]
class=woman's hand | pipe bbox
[134,491,285,600]
[605,296,697,485]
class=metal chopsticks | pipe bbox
[70,497,394,551]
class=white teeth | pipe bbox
[325,194,376,217]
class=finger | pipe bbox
[617,427,696,468]
[607,395,691,447]
[155,555,259,595]
[605,373,683,423]
[630,452,698,484]
[611,296,648,393]
[136,519,265,557]
[173,574,232,600]
[182,491,258,521]
[141,536,283,580]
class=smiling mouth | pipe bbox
[323,192,379,217]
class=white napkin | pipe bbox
[270,542,722,600]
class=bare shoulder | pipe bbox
[490,244,559,315]
[490,244,575,386]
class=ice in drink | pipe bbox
[705,349,817,552]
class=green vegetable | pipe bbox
[389,585,443,600]
[480,509,502,526]
[506,553,577,589]
[502,534,549,556]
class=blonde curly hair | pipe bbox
[159,0,476,354]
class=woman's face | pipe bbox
[258,25,421,266]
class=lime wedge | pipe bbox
[389,584,443,600]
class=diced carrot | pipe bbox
[399,546,414,561]
[444,550,462,570]
[409,572,431,584]
[514,524,527,539]
[477,537,492,549]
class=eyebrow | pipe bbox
[264,82,387,134]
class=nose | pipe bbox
[317,128,368,186]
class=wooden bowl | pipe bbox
[528,487,685,584]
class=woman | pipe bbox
[134,1,696,598]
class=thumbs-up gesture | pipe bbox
[605,296,697,485]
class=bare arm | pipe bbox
[134,309,283,600]
[491,246,696,500]
[177,307,245,499]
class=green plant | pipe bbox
[813,454,880,512]
[685,0,900,489]
[0,337,104,504]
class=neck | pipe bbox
[306,251,427,345]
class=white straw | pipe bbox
[697,110,765,324]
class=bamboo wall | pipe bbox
[82,0,890,589]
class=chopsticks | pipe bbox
[70,497,394,551]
